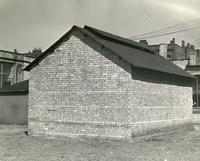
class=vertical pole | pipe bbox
[197,78,199,108]
[0,64,3,88]
[172,38,175,60]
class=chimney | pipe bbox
[196,49,200,55]
[181,40,185,48]
[185,43,190,59]
[139,40,148,46]
[170,38,175,44]
[191,45,195,50]
[196,49,200,65]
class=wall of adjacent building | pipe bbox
[167,43,185,60]
[28,30,193,138]
[0,93,28,124]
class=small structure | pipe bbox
[25,25,195,138]
[0,80,28,124]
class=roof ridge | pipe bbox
[84,25,154,54]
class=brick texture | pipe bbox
[28,30,193,138]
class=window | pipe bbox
[0,62,13,88]
[16,64,23,82]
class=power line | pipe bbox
[193,38,200,45]
[193,41,200,48]
[195,44,200,49]
[195,42,200,47]
[131,25,200,40]
[131,22,189,39]
[130,20,199,39]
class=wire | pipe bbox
[195,43,200,48]
[193,38,200,45]
[131,25,200,40]
[131,22,190,39]
[130,20,199,39]
[194,41,200,49]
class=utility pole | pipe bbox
[0,64,3,88]
[197,78,199,108]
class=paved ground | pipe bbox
[1,125,200,161]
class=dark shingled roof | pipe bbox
[24,25,195,79]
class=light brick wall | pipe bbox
[28,30,193,138]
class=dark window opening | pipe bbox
[167,55,171,60]
[0,62,13,88]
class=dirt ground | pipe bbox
[1,125,200,161]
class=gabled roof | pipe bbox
[24,25,195,79]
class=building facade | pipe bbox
[0,49,40,88]
[141,38,197,61]
[25,26,194,138]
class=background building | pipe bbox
[139,39,200,108]
[0,48,41,88]
[140,38,198,61]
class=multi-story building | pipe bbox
[0,48,41,88]
[140,38,197,61]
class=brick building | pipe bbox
[25,25,194,138]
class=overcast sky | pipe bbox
[0,0,200,53]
